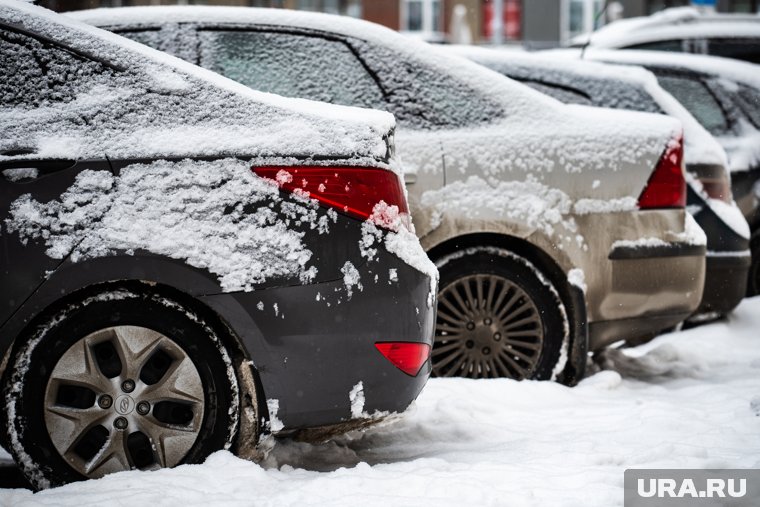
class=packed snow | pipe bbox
[5,159,324,292]
[3,296,759,505]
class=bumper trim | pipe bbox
[608,243,705,260]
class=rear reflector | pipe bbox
[375,342,431,377]
[253,166,411,232]
[638,136,686,209]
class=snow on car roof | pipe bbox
[555,48,760,90]
[1,0,396,165]
[548,48,760,173]
[69,5,561,114]
[70,5,687,200]
[450,45,728,168]
[572,7,760,47]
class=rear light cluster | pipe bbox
[375,342,431,377]
[253,166,411,232]
[638,135,686,210]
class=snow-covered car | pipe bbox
[558,49,760,295]
[75,6,707,385]
[571,7,760,64]
[0,0,437,489]
[453,46,750,319]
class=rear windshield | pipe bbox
[625,39,686,52]
[198,30,386,110]
[656,74,730,135]
[733,83,760,129]
[708,38,760,65]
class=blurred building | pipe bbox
[42,0,760,47]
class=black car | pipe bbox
[0,1,436,489]
[458,47,751,319]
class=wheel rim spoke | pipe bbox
[433,272,545,380]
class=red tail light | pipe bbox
[638,136,686,209]
[375,342,431,377]
[253,166,410,231]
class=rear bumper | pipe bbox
[201,248,436,434]
[699,252,751,315]
[689,189,751,315]
[588,241,705,350]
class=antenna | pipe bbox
[581,0,611,60]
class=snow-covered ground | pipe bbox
[3,297,760,506]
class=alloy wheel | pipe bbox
[433,274,544,379]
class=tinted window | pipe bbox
[517,80,593,106]
[625,40,685,52]
[198,30,385,109]
[708,38,760,64]
[484,61,663,114]
[656,75,729,135]
[351,39,504,129]
[734,83,760,129]
[0,28,113,108]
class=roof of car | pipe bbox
[572,7,760,48]
[549,48,760,90]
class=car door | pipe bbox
[0,26,114,326]
[194,27,446,236]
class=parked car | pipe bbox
[76,6,707,383]
[558,49,760,295]
[571,7,760,64]
[453,46,750,319]
[0,0,437,488]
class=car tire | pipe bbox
[1,284,239,490]
[432,247,569,381]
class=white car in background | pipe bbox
[571,7,760,64]
[555,48,760,295]
[453,45,750,321]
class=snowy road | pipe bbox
[2,297,760,506]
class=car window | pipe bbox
[656,74,729,135]
[708,38,760,65]
[198,30,385,110]
[493,63,663,114]
[515,79,593,106]
[0,27,113,109]
[351,39,504,130]
[625,40,685,52]
[733,83,760,129]
[114,25,197,64]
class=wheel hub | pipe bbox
[43,326,205,478]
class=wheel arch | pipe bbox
[426,232,588,384]
[0,264,265,452]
